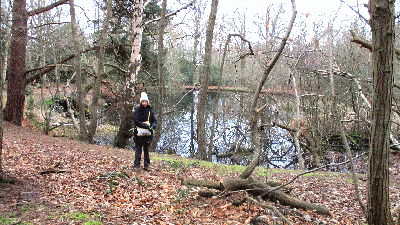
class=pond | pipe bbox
[94,90,369,173]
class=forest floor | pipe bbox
[1,121,400,224]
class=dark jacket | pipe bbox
[133,104,157,144]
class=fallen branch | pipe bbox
[262,152,367,198]
[245,195,292,225]
[182,177,329,215]
[39,169,68,175]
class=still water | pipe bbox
[96,90,297,168]
[95,90,368,172]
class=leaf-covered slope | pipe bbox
[1,121,400,224]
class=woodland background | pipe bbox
[0,0,399,224]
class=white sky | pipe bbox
[75,0,372,42]
[217,0,369,20]
[167,0,371,43]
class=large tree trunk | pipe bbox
[0,0,4,178]
[3,0,68,126]
[87,0,112,144]
[113,0,148,148]
[367,0,395,224]
[3,0,28,126]
[149,0,167,152]
[196,0,218,160]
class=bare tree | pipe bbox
[149,0,167,152]
[327,24,367,217]
[196,0,219,160]
[87,0,113,144]
[207,34,230,162]
[291,72,305,170]
[240,0,297,179]
[69,0,87,140]
[190,0,202,157]
[367,0,395,224]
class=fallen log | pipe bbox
[182,177,330,216]
[181,178,224,191]
[39,169,68,175]
[215,151,235,158]
[198,190,219,198]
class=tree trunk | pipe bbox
[292,73,305,170]
[0,0,4,178]
[190,0,201,157]
[37,2,52,135]
[196,0,218,160]
[367,0,395,224]
[87,0,112,144]
[241,0,297,179]
[149,0,167,152]
[69,0,87,141]
[113,0,149,148]
[3,0,27,126]
[207,35,231,161]
[3,0,68,126]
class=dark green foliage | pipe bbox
[178,57,221,86]
[208,64,221,86]
[179,57,194,85]
[139,35,158,82]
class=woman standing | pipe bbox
[133,92,157,171]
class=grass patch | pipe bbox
[303,172,322,177]
[61,211,102,224]
[63,212,90,221]
[153,154,293,177]
[0,216,17,225]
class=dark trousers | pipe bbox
[134,142,150,168]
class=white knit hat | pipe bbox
[140,92,149,102]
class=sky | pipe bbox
[217,0,369,20]
[77,0,370,25]
[168,0,371,42]
[75,0,372,42]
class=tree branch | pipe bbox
[143,0,196,26]
[28,0,69,16]
[350,30,400,56]
[245,195,293,225]
[24,45,116,84]
[261,152,367,198]
[229,34,255,62]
